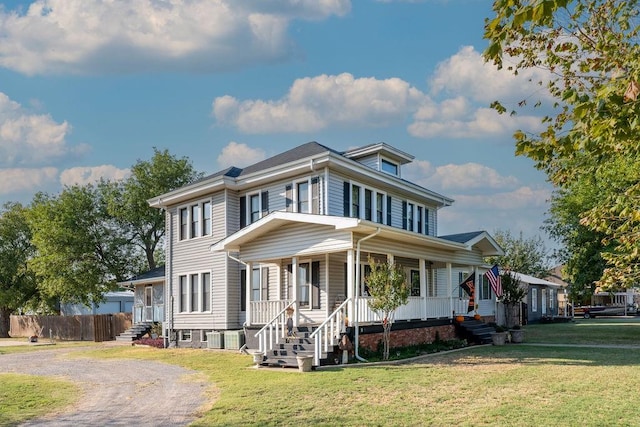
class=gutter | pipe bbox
[354,227,381,362]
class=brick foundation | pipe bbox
[358,324,456,351]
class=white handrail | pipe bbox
[309,298,350,366]
[254,300,296,355]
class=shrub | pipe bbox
[135,337,164,348]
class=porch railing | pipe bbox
[250,300,292,325]
[254,300,296,355]
[309,298,350,367]
[356,296,470,323]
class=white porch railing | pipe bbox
[250,300,292,325]
[254,301,296,355]
[309,298,349,367]
[357,296,470,323]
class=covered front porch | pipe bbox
[211,212,502,366]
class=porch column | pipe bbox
[420,259,427,320]
[347,249,354,326]
[291,257,298,327]
[447,262,453,318]
[246,262,253,326]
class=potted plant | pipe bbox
[490,324,508,346]
[509,325,524,343]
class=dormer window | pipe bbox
[381,159,398,176]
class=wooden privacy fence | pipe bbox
[10,313,132,342]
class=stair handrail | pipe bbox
[309,298,351,366]
[254,300,296,355]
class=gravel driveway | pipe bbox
[0,345,210,426]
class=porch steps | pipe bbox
[457,318,495,345]
[258,326,336,368]
[115,322,153,342]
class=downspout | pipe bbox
[354,227,381,362]
[226,252,249,326]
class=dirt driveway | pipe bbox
[0,345,210,426]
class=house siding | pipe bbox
[240,223,353,262]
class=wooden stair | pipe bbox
[456,318,496,345]
[115,322,153,342]
[257,326,338,368]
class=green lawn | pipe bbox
[0,373,78,427]
[4,319,640,426]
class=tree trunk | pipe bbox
[382,317,392,360]
[0,307,12,338]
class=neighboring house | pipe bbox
[545,264,571,316]
[148,141,503,365]
[59,291,134,316]
[118,266,165,324]
[501,271,561,324]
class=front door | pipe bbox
[144,285,153,322]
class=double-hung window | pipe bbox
[179,272,210,313]
[179,275,188,312]
[202,272,211,312]
[240,191,269,227]
[343,181,386,222]
[295,261,320,309]
[178,200,211,240]
[190,274,199,312]
[297,181,309,213]
[179,208,188,240]
[191,205,199,238]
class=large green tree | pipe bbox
[106,148,202,270]
[27,183,139,306]
[486,229,551,277]
[0,202,39,337]
[484,0,640,288]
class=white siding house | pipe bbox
[149,142,504,362]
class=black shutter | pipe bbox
[402,201,407,230]
[312,261,320,309]
[240,270,246,312]
[343,181,350,216]
[311,177,319,214]
[424,208,429,235]
[239,196,246,228]
[261,191,269,216]
[285,185,293,212]
[386,196,392,226]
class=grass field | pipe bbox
[3,318,640,426]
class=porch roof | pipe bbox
[210,211,502,256]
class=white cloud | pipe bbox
[0,167,58,195]
[216,142,266,168]
[212,73,427,133]
[408,45,552,140]
[59,165,130,187]
[429,45,551,104]
[0,0,350,75]
[0,92,79,166]
[438,186,552,239]
[405,161,519,191]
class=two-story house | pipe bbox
[147,141,503,366]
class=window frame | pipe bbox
[344,181,387,222]
[177,199,212,240]
[381,158,398,176]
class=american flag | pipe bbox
[485,264,502,298]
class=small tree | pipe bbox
[365,257,409,360]
[499,271,527,328]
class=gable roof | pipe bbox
[117,265,165,287]
[510,270,562,288]
[149,141,454,208]
[440,231,504,256]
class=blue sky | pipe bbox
[0,0,556,250]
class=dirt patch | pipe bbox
[0,345,210,426]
